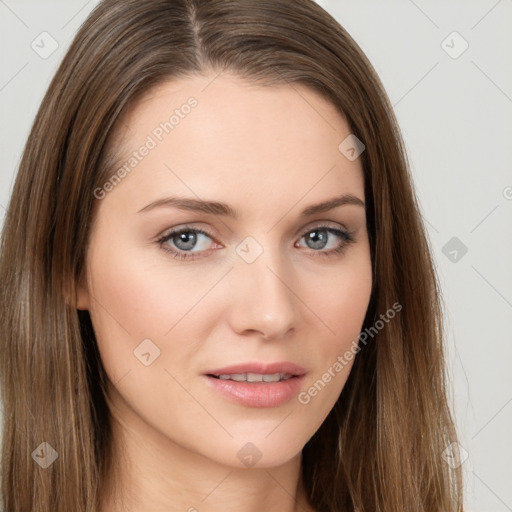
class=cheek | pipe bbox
[298,251,372,397]
[90,232,218,327]
[308,252,372,347]
[85,240,219,377]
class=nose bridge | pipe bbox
[229,235,298,338]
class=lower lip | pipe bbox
[203,374,306,408]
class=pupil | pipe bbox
[174,231,197,251]
[308,230,327,250]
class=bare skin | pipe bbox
[77,72,372,512]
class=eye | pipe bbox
[156,224,355,261]
[157,227,218,260]
[296,225,355,257]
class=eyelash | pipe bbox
[156,224,355,261]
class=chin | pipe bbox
[198,433,307,470]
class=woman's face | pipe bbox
[79,73,372,469]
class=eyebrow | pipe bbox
[137,193,365,218]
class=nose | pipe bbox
[226,246,300,341]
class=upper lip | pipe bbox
[205,362,307,377]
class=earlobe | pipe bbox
[64,276,90,310]
[75,286,90,310]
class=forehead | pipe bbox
[103,73,365,212]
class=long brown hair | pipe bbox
[0,0,464,510]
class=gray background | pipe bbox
[1,1,511,510]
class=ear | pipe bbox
[64,273,91,310]
[75,283,91,310]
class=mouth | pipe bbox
[205,361,307,379]
[207,372,295,383]
[202,362,307,408]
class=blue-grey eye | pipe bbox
[300,228,347,251]
[304,229,328,249]
[165,229,213,252]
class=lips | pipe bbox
[203,361,308,408]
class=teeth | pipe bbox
[216,373,293,382]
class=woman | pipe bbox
[0,0,464,510]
